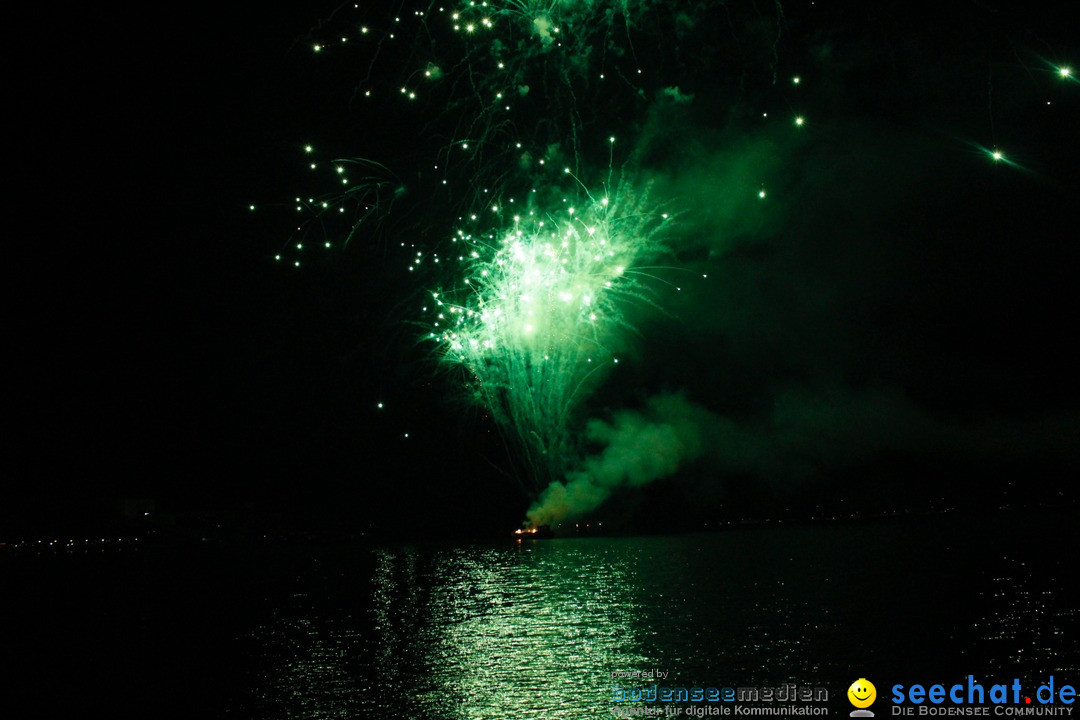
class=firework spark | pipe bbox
[269,0,792,518]
[256,0,1077,529]
[266,0,704,506]
[428,179,670,492]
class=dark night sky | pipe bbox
[7,0,1079,531]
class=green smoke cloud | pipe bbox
[527,383,1080,525]
[526,393,709,526]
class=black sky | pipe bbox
[7,0,1079,531]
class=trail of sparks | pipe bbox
[427,182,670,489]
[259,0,1074,521]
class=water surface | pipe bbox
[5,512,1076,719]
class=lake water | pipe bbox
[5,511,1077,718]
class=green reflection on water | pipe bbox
[410,541,656,718]
[242,520,1079,719]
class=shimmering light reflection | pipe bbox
[970,556,1079,683]
[242,541,660,718]
[417,543,654,717]
[246,603,361,718]
[238,520,1078,718]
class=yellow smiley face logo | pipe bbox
[848,678,876,708]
